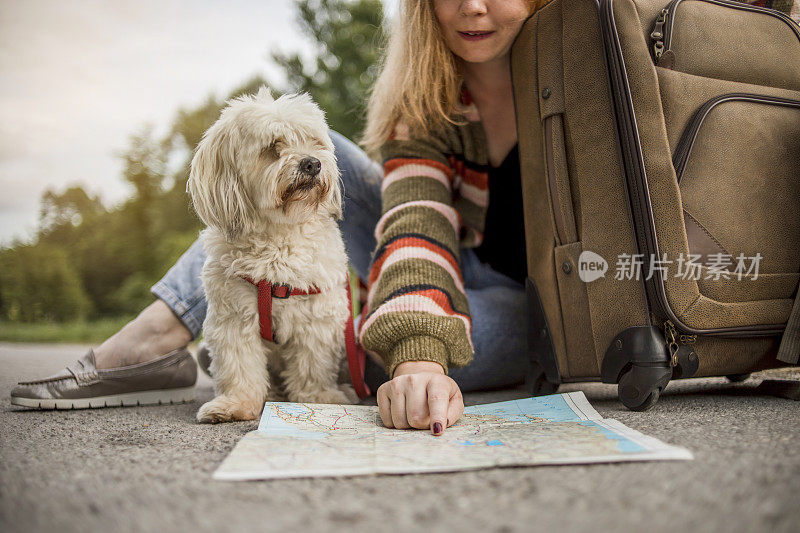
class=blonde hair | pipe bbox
[360,0,548,157]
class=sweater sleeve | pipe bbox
[357,125,475,378]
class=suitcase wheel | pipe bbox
[623,388,660,412]
[602,326,673,411]
[617,364,671,412]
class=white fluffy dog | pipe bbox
[188,87,357,423]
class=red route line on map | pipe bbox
[342,406,374,425]
[272,404,371,432]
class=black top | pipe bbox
[472,144,527,285]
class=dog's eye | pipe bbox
[261,143,280,159]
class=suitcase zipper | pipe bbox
[651,6,669,60]
[600,0,668,326]
[599,0,787,339]
[673,93,800,182]
[664,319,699,377]
[651,0,800,63]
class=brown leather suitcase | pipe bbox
[511,0,800,409]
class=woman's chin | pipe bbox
[458,48,509,66]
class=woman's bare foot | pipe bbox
[93,300,193,370]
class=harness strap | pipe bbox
[239,274,371,399]
[240,277,321,343]
[345,272,370,399]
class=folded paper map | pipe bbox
[213,391,692,480]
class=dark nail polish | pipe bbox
[433,422,442,434]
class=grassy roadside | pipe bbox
[1,267,364,345]
[0,316,135,344]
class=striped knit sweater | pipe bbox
[358,90,490,378]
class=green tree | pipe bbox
[38,186,103,240]
[272,0,384,140]
[119,126,166,277]
[0,244,92,322]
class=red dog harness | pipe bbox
[239,274,370,399]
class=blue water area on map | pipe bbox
[257,402,328,439]
[463,394,584,423]
[255,395,647,453]
[578,421,646,453]
[463,395,646,453]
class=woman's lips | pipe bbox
[458,30,494,41]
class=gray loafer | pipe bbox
[10,348,197,410]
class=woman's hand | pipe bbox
[376,361,464,435]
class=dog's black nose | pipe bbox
[299,157,321,177]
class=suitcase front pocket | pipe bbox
[674,93,800,278]
[650,0,800,91]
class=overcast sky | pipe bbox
[0,0,393,246]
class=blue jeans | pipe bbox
[151,131,528,393]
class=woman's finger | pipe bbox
[377,383,394,428]
[446,386,464,428]
[404,377,430,429]
[427,379,451,435]
[389,384,410,429]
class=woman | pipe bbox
[360,0,541,434]
[11,0,544,435]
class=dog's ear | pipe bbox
[187,123,255,241]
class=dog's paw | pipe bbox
[196,395,262,424]
[338,383,359,404]
[293,388,352,405]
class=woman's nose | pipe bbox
[460,0,488,16]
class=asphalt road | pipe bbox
[1,342,798,533]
